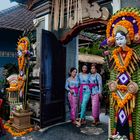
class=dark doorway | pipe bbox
[40,29,66,128]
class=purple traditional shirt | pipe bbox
[89,73,102,95]
[65,77,79,96]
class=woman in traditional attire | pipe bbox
[100,7,140,140]
[65,67,79,125]
[89,64,102,126]
[76,64,90,127]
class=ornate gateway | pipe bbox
[101,7,140,140]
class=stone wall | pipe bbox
[36,18,45,68]
[65,37,78,78]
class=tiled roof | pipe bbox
[0,5,36,31]
[10,0,28,4]
[79,34,93,42]
[10,0,43,9]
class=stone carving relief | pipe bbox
[69,1,109,28]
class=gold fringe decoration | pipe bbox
[128,66,134,74]
[132,56,138,64]
[113,99,116,107]
[133,52,139,61]
[130,100,133,113]
[127,102,130,115]
[133,96,135,108]
[116,105,119,113]
[130,61,135,71]
[124,106,127,115]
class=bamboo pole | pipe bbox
[60,0,64,28]
[78,0,82,23]
[67,0,70,27]
[77,0,79,24]
[69,0,73,28]
[24,62,29,110]
[49,0,54,30]
[75,0,82,24]
[74,0,77,25]
[54,0,60,30]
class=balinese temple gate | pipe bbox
[10,0,112,129]
[9,1,140,139]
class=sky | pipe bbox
[0,0,18,11]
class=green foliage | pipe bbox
[79,31,105,55]
[79,38,104,56]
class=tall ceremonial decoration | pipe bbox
[6,33,32,110]
[101,7,140,140]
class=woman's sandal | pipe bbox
[75,120,81,127]
[75,119,86,127]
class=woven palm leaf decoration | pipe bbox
[102,7,140,140]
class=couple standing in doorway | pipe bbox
[65,64,102,127]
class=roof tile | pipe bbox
[0,5,35,31]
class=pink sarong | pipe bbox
[70,87,78,94]
[68,93,78,121]
[91,94,100,120]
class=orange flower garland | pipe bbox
[112,46,133,73]
[106,11,140,40]
[18,56,25,71]
[112,92,133,108]
[117,85,127,92]
[4,122,33,137]
[16,37,30,95]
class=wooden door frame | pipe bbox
[60,19,108,45]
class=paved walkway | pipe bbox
[1,113,109,140]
